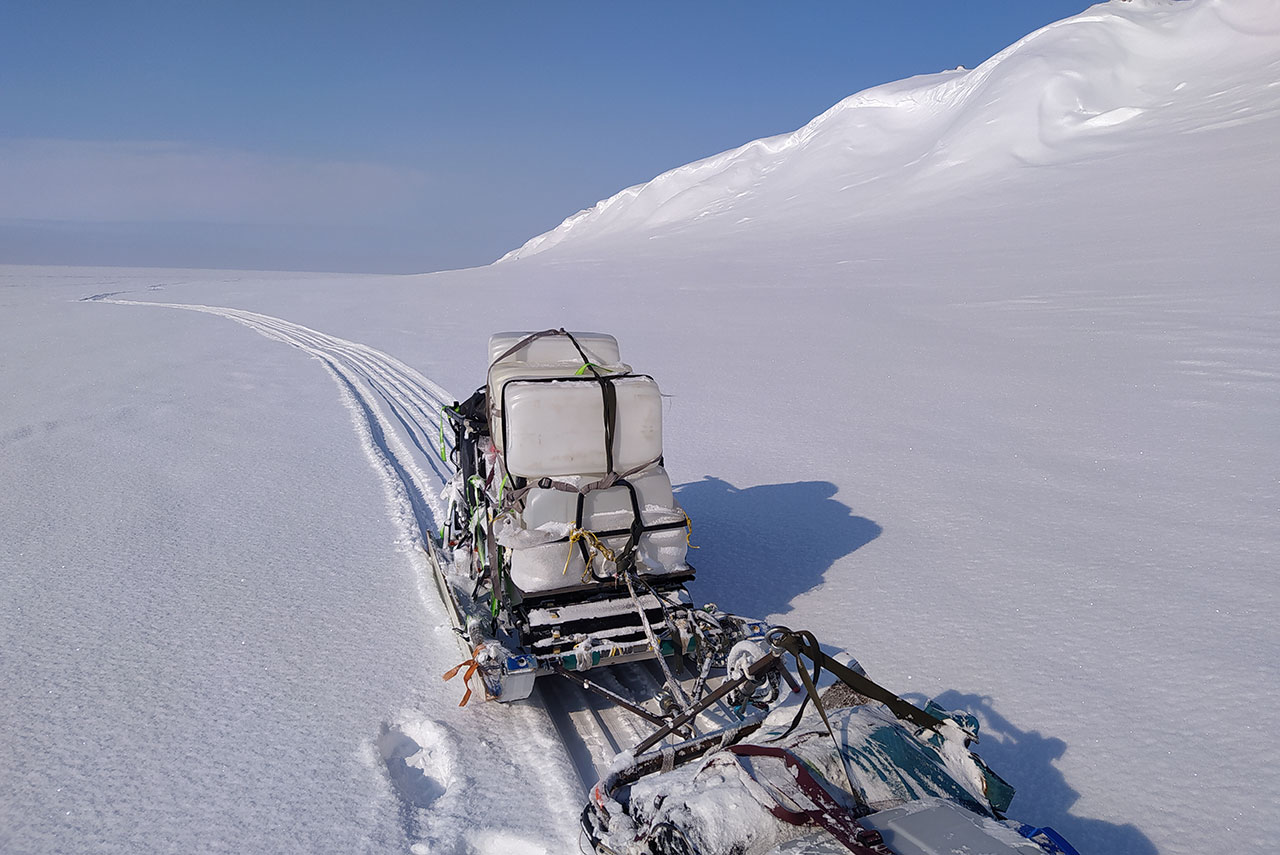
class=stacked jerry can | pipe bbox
[484,331,691,598]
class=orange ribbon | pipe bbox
[442,646,485,706]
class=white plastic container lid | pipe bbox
[488,331,620,367]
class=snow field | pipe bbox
[4,1,1280,852]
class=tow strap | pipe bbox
[768,628,952,738]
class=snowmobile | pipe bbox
[426,329,1080,855]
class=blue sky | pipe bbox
[1,1,1096,273]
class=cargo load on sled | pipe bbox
[431,329,717,701]
[425,329,1079,855]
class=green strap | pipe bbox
[438,407,448,462]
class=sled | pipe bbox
[429,329,774,704]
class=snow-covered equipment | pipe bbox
[581,629,1082,855]
[427,330,1078,855]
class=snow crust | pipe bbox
[4,1,1280,853]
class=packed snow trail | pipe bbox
[89,295,675,848]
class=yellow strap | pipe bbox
[563,527,618,582]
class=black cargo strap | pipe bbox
[488,328,570,374]
[767,628,953,739]
[612,477,645,575]
[571,492,612,581]
[620,562,691,713]
[591,372,616,475]
[555,517,688,541]
[560,329,618,477]
[762,628,957,811]
[499,454,663,513]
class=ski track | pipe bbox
[92,295,670,846]
[94,296,454,540]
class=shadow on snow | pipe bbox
[674,475,881,621]
[927,689,1158,855]
[676,476,1155,855]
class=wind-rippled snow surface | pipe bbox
[3,1,1278,853]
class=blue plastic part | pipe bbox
[1016,824,1082,855]
[505,653,536,672]
[496,653,537,701]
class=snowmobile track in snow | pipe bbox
[90,295,666,796]
[91,297,454,541]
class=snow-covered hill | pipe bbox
[3,2,1278,854]
[501,0,1280,262]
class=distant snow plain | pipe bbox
[3,1,1278,853]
